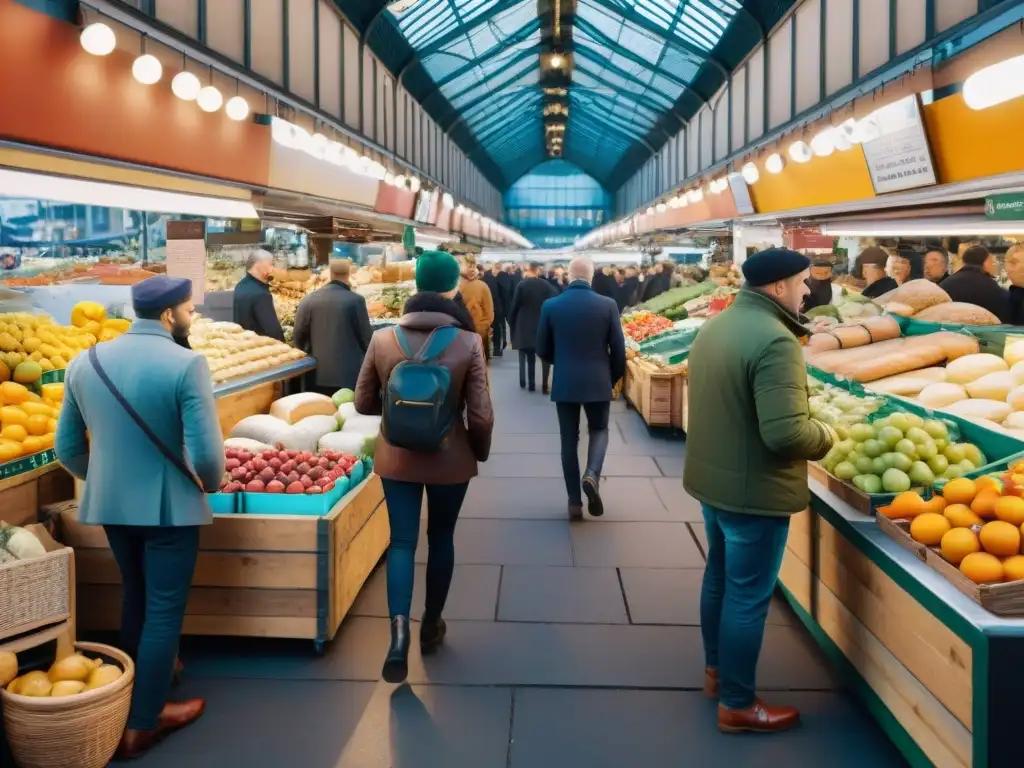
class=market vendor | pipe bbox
[55,274,223,759]
[232,249,285,342]
[858,246,899,299]
[940,245,1011,323]
[801,259,834,313]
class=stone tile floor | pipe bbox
[140,354,907,767]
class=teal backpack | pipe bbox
[382,326,460,452]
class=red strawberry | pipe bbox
[225,458,241,471]
[316,476,333,488]
[252,458,269,472]
[306,485,323,494]
[268,458,283,471]
[286,471,301,485]
[300,475,314,489]
[296,462,312,475]
[266,480,286,493]
[230,467,248,481]
[285,481,305,494]
[259,467,276,482]
[245,479,265,492]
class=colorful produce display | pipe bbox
[638,281,718,319]
[1,259,157,287]
[0,382,63,462]
[621,311,673,342]
[879,466,1024,585]
[365,284,414,320]
[219,445,359,495]
[188,319,307,384]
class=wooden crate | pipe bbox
[0,464,74,528]
[670,374,687,430]
[62,474,388,650]
[924,546,1024,617]
[807,462,876,515]
[875,516,927,560]
[632,360,673,427]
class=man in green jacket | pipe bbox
[684,248,835,734]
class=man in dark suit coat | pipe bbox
[538,257,627,520]
[509,262,558,393]
[292,259,373,394]
[233,249,285,341]
[483,262,507,357]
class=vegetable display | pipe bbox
[638,282,718,315]
[621,311,674,342]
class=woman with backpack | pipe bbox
[354,249,495,683]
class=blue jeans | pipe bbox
[555,402,611,505]
[104,524,200,730]
[382,479,469,620]
[699,505,790,710]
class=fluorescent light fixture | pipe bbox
[789,141,812,163]
[324,141,345,165]
[810,128,835,157]
[765,153,785,174]
[742,162,760,184]
[964,54,1024,110]
[81,22,116,56]
[225,95,250,121]
[0,168,258,220]
[171,71,201,101]
[822,217,1024,237]
[308,133,328,159]
[132,54,162,85]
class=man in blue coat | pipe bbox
[537,256,626,520]
[55,275,224,760]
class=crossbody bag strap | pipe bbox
[88,346,205,492]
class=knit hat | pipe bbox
[415,249,461,293]
[741,248,811,287]
[132,275,192,313]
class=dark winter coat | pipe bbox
[509,276,558,351]
[292,281,373,390]
[483,272,506,320]
[233,273,285,341]
[940,266,1011,323]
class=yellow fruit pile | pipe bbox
[883,475,1024,584]
[0,304,129,381]
[0,381,63,463]
[2,650,124,698]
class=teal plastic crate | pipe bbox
[208,492,239,514]
[242,475,351,516]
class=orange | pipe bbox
[940,528,981,565]
[1003,555,1024,582]
[971,489,1001,520]
[0,381,29,405]
[20,435,44,455]
[910,513,951,546]
[889,492,927,519]
[0,406,27,429]
[980,521,1022,557]
[995,496,1024,526]
[24,414,49,437]
[0,424,27,443]
[38,433,54,450]
[943,478,978,506]
[19,401,52,418]
[976,476,1003,493]
[0,441,20,462]
[944,504,983,528]
[960,552,1004,584]
[923,496,947,515]
[46,418,57,434]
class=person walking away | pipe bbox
[497,264,516,349]
[483,262,507,357]
[801,260,834,313]
[354,250,493,683]
[940,245,1011,323]
[292,259,372,395]
[684,249,835,734]
[923,248,950,284]
[537,256,626,520]
[233,249,285,341]
[858,246,898,299]
[619,265,641,310]
[509,262,557,393]
[55,275,224,759]
[458,256,495,359]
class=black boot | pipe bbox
[382,615,410,683]
[420,614,447,654]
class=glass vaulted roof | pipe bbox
[387,0,744,187]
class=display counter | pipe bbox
[780,480,1024,768]
[62,474,388,653]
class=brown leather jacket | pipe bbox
[354,311,494,485]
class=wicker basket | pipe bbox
[2,641,135,768]
[0,547,72,642]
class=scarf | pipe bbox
[403,291,476,332]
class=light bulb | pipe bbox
[810,128,835,157]
[171,71,201,101]
[81,23,116,56]
[384,172,395,186]
[741,162,760,184]
[656,203,667,213]
[132,54,162,85]
[309,133,328,158]
[646,207,654,215]
[225,96,249,121]
[765,152,785,174]
[963,54,1024,110]
[409,177,421,192]
[712,178,727,194]
[789,140,812,163]
[197,85,223,112]
[550,54,564,68]
[395,174,407,188]
[324,141,344,164]
[669,196,681,209]
[687,189,702,203]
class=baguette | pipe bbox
[805,315,901,352]
[806,332,980,382]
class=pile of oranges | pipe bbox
[879,473,1024,584]
[0,381,63,463]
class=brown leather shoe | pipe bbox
[703,667,719,699]
[718,699,800,733]
[568,502,584,521]
[115,699,206,760]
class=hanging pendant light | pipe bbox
[81,22,116,56]
[132,37,162,85]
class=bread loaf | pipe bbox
[871,279,950,312]
[914,302,1002,326]
[805,315,901,352]
[806,332,980,382]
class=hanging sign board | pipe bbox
[165,220,207,305]
[860,95,937,195]
[985,194,1024,221]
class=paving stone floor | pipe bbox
[139,354,906,767]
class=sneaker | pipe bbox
[582,475,604,517]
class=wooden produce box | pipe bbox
[631,359,674,428]
[807,461,876,515]
[670,374,687,431]
[0,463,75,529]
[875,515,927,560]
[62,474,389,651]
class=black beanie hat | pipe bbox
[741,248,811,288]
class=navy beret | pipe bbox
[741,248,811,287]
[132,275,192,313]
